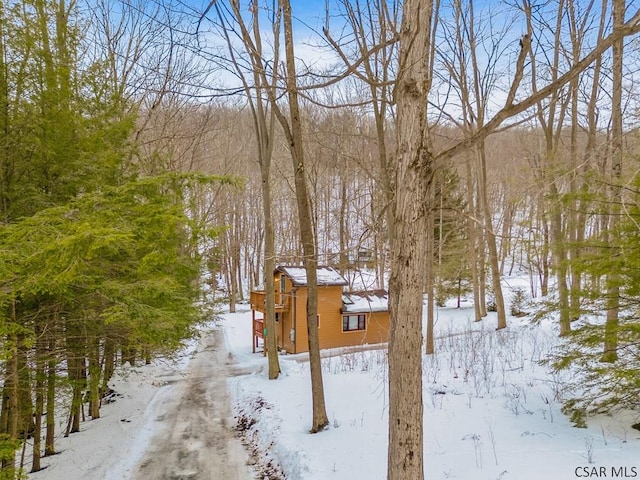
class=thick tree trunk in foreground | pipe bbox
[388,0,433,477]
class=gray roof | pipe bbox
[276,266,348,287]
[341,290,389,313]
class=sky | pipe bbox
[82,0,636,127]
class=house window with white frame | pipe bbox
[342,314,366,332]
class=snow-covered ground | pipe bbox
[28,275,640,480]
[28,337,201,480]
[227,303,640,480]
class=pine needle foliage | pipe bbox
[433,166,471,306]
[1,173,234,354]
[0,1,240,473]
[0,172,235,473]
[553,169,640,420]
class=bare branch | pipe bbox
[437,8,640,161]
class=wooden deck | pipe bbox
[250,290,290,313]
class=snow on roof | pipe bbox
[341,290,389,313]
[277,266,348,287]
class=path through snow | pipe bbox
[130,327,253,480]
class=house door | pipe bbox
[275,312,282,347]
[279,274,286,305]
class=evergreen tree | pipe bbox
[555,168,640,420]
[0,174,231,473]
[0,2,233,474]
[432,166,471,307]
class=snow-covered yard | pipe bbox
[226,297,640,480]
[28,337,201,480]
[28,279,640,480]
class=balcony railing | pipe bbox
[250,290,290,313]
[253,317,264,338]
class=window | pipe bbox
[277,275,287,306]
[342,294,354,305]
[342,314,366,332]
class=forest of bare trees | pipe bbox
[0,0,640,478]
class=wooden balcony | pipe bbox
[250,290,290,313]
[253,317,264,338]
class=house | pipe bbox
[250,266,390,354]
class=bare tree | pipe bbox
[527,0,579,336]
[436,0,523,330]
[387,0,435,475]
[209,0,329,430]
[279,0,329,431]
[324,0,400,287]
[214,0,282,378]
[603,0,624,362]
[388,0,640,477]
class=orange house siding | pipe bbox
[281,289,296,353]
[252,267,389,354]
[285,285,389,353]
[290,285,345,353]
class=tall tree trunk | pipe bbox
[88,335,101,419]
[541,213,550,297]
[579,0,607,313]
[32,319,47,473]
[260,109,281,379]
[388,0,434,477]
[235,228,244,302]
[465,154,482,321]
[476,182,488,317]
[17,334,34,444]
[230,217,241,308]
[476,143,507,329]
[44,331,57,457]
[225,229,237,313]
[500,201,514,275]
[603,0,623,362]
[230,0,283,379]
[64,318,85,436]
[1,301,20,475]
[568,19,581,322]
[526,0,572,334]
[280,0,328,433]
[339,174,349,274]
[101,334,115,393]
[550,179,571,336]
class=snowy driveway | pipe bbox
[131,327,252,480]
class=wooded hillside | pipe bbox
[1,0,639,478]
